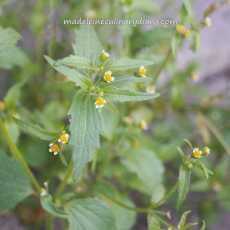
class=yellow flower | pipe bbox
[140,120,148,130]
[192,148,202,159]
[103,70,114,83]
[100,50,110,62]
[176,24,190,38]
[95,97,107,109]
[0,100,5,112]
[203,17,212,27]
[191,72,199,82]
[203,146,210,156]
[138,65,147,78]
[48,143,60,155]
[58,131,70,145]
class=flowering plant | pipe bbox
[0,0,229,229]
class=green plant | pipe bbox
[0,0,230,229]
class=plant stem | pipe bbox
[0,119,42,193]
[100,193,152,214]
[45,214,53,230]
[199,113,230,156]
[55,161,74,199]
[154,48,172,82]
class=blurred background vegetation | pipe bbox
[0,0,230,229]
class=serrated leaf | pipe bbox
[15,117,57,141]
[110,58,153,72]
[41,195,67,218]
[45,55,91,88]
[177,166,191,209]
[66,198,116,230]
[69,91,103,178]
[0,27,28,69]
[122,149,164,194]
[0,151,32,211]
[104,87,159,102]
[56,55,91,70]
[94,181,136,230]
[73,26,103,63]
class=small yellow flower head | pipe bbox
[140,120,148,130]
[191,72,199,82]
[58,131,70,145]
[176,24,190,38]
[95,97,107,109]
[103,70,114,83]
[203,146,210,156]
[48,143,60,155]
[192,148,203,159]
[203,17,212,27]
[138,65,147,78]
[0,100,5,112]
[100,50,110,62]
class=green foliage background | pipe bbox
[0,0,230,229]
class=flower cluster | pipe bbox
[94,50,148,109]
[192,146,210,159]
[176,24,190,38]
[48,131,70,155]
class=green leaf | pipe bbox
[104,87,159,102]
[182,0,192,16]
[122,149,164,194]
[41,194,67,218]
[177,210,191,229]
[196,161,213,179]
[56,55,91,70]
[200,221,206,230]
[15,117,57,141]
[131,0,159,14]
[111,196,136,230]
[0,151,32,211]
[177,166,191,209]
[69,91,103,178]
[4,74,31,108]
[101,105,119,140]
[103,76,151,89]
[110,58,153,72]
[45,55,91,88]
[94,181,136,230]
[73,26,103,63]
[0,27,28,69]
[147,214,163,230]
[66,198,116,230]
[190,32,200,52]
[171,36,177,57]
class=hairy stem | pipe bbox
[0,119,42,193]
[55,161,74,199]
[100,193,153,214]
[154,48,173,82]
